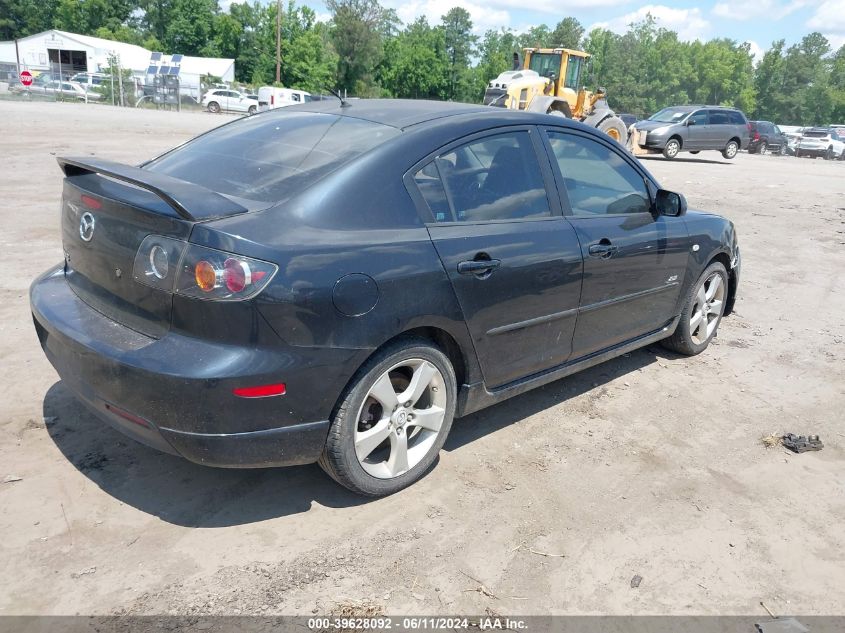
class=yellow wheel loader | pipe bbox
[483,48,628,144]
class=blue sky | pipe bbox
[303,0,845,59]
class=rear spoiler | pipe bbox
[58,157,248,222]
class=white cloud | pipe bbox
[590,5,710,42]
[745,40,764,63]
[807,0,845,33]
[824,33,845,50]
[712,0,811,21]
[386,0,510,33]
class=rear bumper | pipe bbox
[30,266,336,468]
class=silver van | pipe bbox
[631,106,751,160]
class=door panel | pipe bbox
[544,129,690,358]
[685,110,709,149]
[429,220,583,387]
[568,215,689,356]
[412,128,584,389]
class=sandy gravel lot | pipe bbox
[1,100,844,618]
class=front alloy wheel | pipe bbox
[662,261,728,355]
[319,339,456,496]
[758,141,768,155]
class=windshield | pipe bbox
[145,112,400,203]
[528,53,562,78]
[648,108,691,123]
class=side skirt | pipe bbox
[456,316,680,417]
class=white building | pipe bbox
[0,30,235,98]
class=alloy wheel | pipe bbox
[759,142,767,154]
[690,272,725,345]
[354,359,447,479]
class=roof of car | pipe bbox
[285,98,493,129]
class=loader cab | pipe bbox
[524,48,588,113]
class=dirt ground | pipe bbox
[1,100,844,618]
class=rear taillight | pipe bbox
[133,236,277,301]
[753,132,760,141]
[271,95,274,105]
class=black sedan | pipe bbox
[31,99,740,496]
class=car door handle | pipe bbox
[457,259,501,275]
[588,242,618,258]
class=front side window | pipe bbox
[547,132,651,217]
[528,53,562,79]
[416,131,551,222]
[688,111,708,126]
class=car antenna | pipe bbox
[325,86,350,107]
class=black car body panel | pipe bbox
[748,121,787,153]
[31,99,740,468]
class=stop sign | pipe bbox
[20,70,33,86]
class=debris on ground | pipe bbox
[782,434,823,453]
[761,433,784,449]
[630,574,643,588]
[3,475,23,483]
[330,600,385,618]
[70,567,97,578]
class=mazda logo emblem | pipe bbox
[79,212,96,242]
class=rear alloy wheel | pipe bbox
[662,262,728,356]
[824,147,834,161]
[663,138,681,159]
[722,140,739,159]
[758,141,768,155]
[247,105,257,115]
[207,101,221,113]
[319,339,456,496]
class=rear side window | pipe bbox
[547,132,650,217]
[415,131,551,222]
[729,111,746,125]
[709,111,730,125]
[145,112,400,203]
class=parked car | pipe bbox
[70,72,109,88]
[617,113,639,128]
[779,126,804,155]
[630,105,750,160]
[795,127,845,160]
[201,89,257,115]
[11,80,101,101]
[257,86,311,112]
[30,100,740,496]
[747,121,788,155]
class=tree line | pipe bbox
[1,0,844,124]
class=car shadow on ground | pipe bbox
[638,155,733,166]
[43,344,673,527]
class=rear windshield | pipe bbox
[648,107,691,123]
[803,131,828,138]
[145,112,400,203]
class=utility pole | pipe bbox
[275,0,282,84]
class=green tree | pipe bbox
[550,17,583,49]
[0,0,59,39]
[441,7,476,101]
[378,17,448,99]
[327,0,388,94]
[162,0,217,55]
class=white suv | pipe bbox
[796,128,845,160]
[201,89,257,115]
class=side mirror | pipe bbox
[686,119,696,126]
[655,189,687,217]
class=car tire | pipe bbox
[779,144,787,156]
[824,147,833,161]
[662,261,729,356]
[248,105,257,115]
[721,140,739,159]
[318,338,457,497]
[207,101,220,113]
[663,138,681,159]
[758,141,768,155]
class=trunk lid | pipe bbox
[58,158,250,338]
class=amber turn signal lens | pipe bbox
[195,260,217,292]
